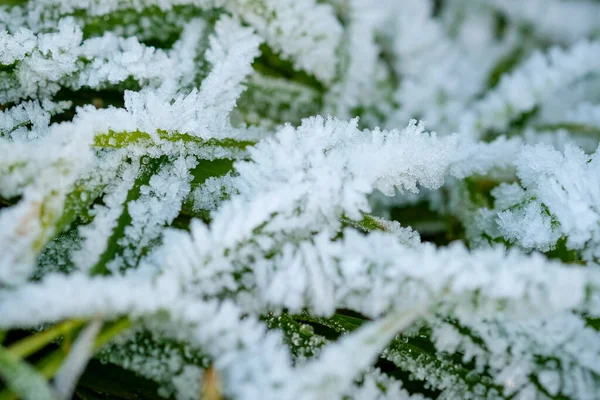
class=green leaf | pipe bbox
[486,47,524,89]
[341,214,389,233]
[89,157,167,275]
[295,313,502,398]
[96,327,209,382]
[28,318,132,383]
[181,158,236,219]
[534,123,600,137]
[189,158,235,187]
[294,311,369,338]
[93,130,255,151]
[383,332,502,398]
[235,73,322,127]
[263,313,328,360]
[0,346,57,400]
[54,181,105,234]
[7,320,86,359]
[586,317,600,331]
[253,44,325,91]
[544,237,584,265]
[76,359,167,400]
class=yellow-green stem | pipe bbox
[7,319,86,359]
[38,317,132,379]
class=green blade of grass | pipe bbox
[0,346,57,400]
[7,319,86,359]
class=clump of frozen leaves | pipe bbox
[1,1,600,399]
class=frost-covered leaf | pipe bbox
[0,345,57,400]
[3,2,600,399]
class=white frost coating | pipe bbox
[171,365,203,400]
[0,272,293,399]
[386,0,513,131]
[0,113,95,284]
[0,272,181,326]
[2,228,600,398]
[383,338,471,398]
[0,28,36,64]
[344,369,427,400]
[259,230,600,318]
[4,0,218,24]
[324,0,395,121]
[76,33,176,88]
[192,172,237,212]
[4,18,83,103]
[119,156,196,270]
[232,117,520,237]
[370,216,421,248]
[447,136,522,178]
[224,0,342,83]
[497,199,561,251]
[197,15,262,132]
[291,307,425,399]
[54,319,103,400]
[0,0,218,36]
[170,18,209,89]
[523,127,600,154]
[538,101,600,130]
[0,99,71,140]
[47,16,260,276]
[483,0,600,43]
[8,0,340,83]
[538,74,600,129]
[71,158,138,272]
[2,2,600,399]
[490,144,600,261]
[432,314,600,400]
[463,40,600,135]
[0,17,206,104]
[122,16,261,140]
[97,328,209,395]
[156,209,600,320]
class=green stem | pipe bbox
[341,214,389,233]
[38,318,132,379]
[7,320,86,359]
[89,157,166,275]
[93,129,255,150]
[93,318,132,350]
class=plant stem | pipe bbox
[7,319,86,359]
[38,318,132,379]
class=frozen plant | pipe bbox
[1,1,600,399]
